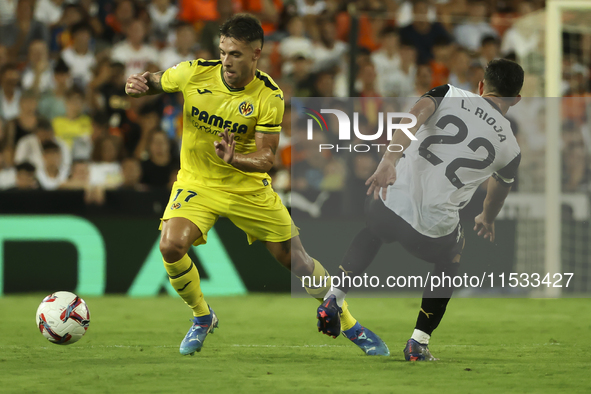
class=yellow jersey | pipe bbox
[52,115,93,148]
[160,59,284,194]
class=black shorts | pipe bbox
[365,196,465,265]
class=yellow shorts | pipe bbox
[160,181,299,246]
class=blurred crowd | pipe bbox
[0,0,590,215]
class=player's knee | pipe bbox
[159,237,188,263]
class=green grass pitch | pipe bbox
[1,294,589,393]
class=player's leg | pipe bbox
[400,223,465,361]
[264,236,358,332]
[227,189,389,355]
[160,217,209,318]
[160,184,222,355]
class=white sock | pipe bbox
[411,329,430,345]
[324,288,346,308]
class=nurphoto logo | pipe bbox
[303,107,418,153]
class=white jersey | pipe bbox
[383,84,521,237]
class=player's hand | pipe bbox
[214,128,236,164]
[125,72,150,97]
[365,160,397,200]
[474,213,495,242]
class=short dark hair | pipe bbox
[481,35,499,47]
[380,25,399,38]
[484,59,524,97]
[0,62,19,79]
[71,22,93,37]
[42,140,60,153]
[16,162,36,173]
[37,118,53,132]
[67,85,85,99]
[54,57,70,74]
[219,14,264,49]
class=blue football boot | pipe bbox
[343,322,390,356]
[179,307,218,356]
[403,338,438,361]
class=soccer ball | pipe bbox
[36,291,90,345]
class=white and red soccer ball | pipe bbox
[36,291,90,345]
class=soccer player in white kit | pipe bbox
[316,59,524,361]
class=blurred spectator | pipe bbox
[430,37,452,88]
[120,156,147,191]
[160,23,198,70]
[5,161,38,190]
[0,63,22,122]
[414,62,433,96]
[478,35,500,68]
[235,0,283,37]
[453,0,498,52]
[0,0,17,25]
[448,48,472,91]
[34,0,64,27]
[21,40,54,93]
[335,1,390,53]
[52,86,93,149]
[290,54,314,96]
[371,26,401,97]
[279,16,314,76]
[311,71,335,97]
[500,1,539,61]
[60,159,90,189]
[295,0,326,17]
[61,23,95,88]
[563,127,591,192]
[0,0,50,62]
[37,140,68,190]
[399,0,451,63]
[0,45,8,70]
[149,0,179,44]
[357,62,380,98]
[111,19,160,77]
[469,62,484,93]
[103,0,137,44]
[141,130,177,189]
[388,42,417,97]
[312,17,347,72]
[0,143,16,189]
[38,58,70,120]
[396,0,438,28]
[5,90,39,154]
[89,135,123,188]
[49,4,86,55]
[14,118,71,182]
[178,0,220,24]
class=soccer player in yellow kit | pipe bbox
[125,14,388,356]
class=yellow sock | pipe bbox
[163,254,209,317]
[301,259,358,331]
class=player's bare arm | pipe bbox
[366,97,436,200]
[474,176,512,242]
[125,71,165,97]
[214,129,278,173]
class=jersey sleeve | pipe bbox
[420,84,450,110]
[493,152,521,185]
[255,93,284,134]
[160,60,197,93]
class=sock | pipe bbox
[324,288,346,307]
[411,329,430,345]
[163,254,209,317]
[301,259,357,331]
[414,262,459,336]
[337,227,383,293]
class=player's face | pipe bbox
[219,35,261,88]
